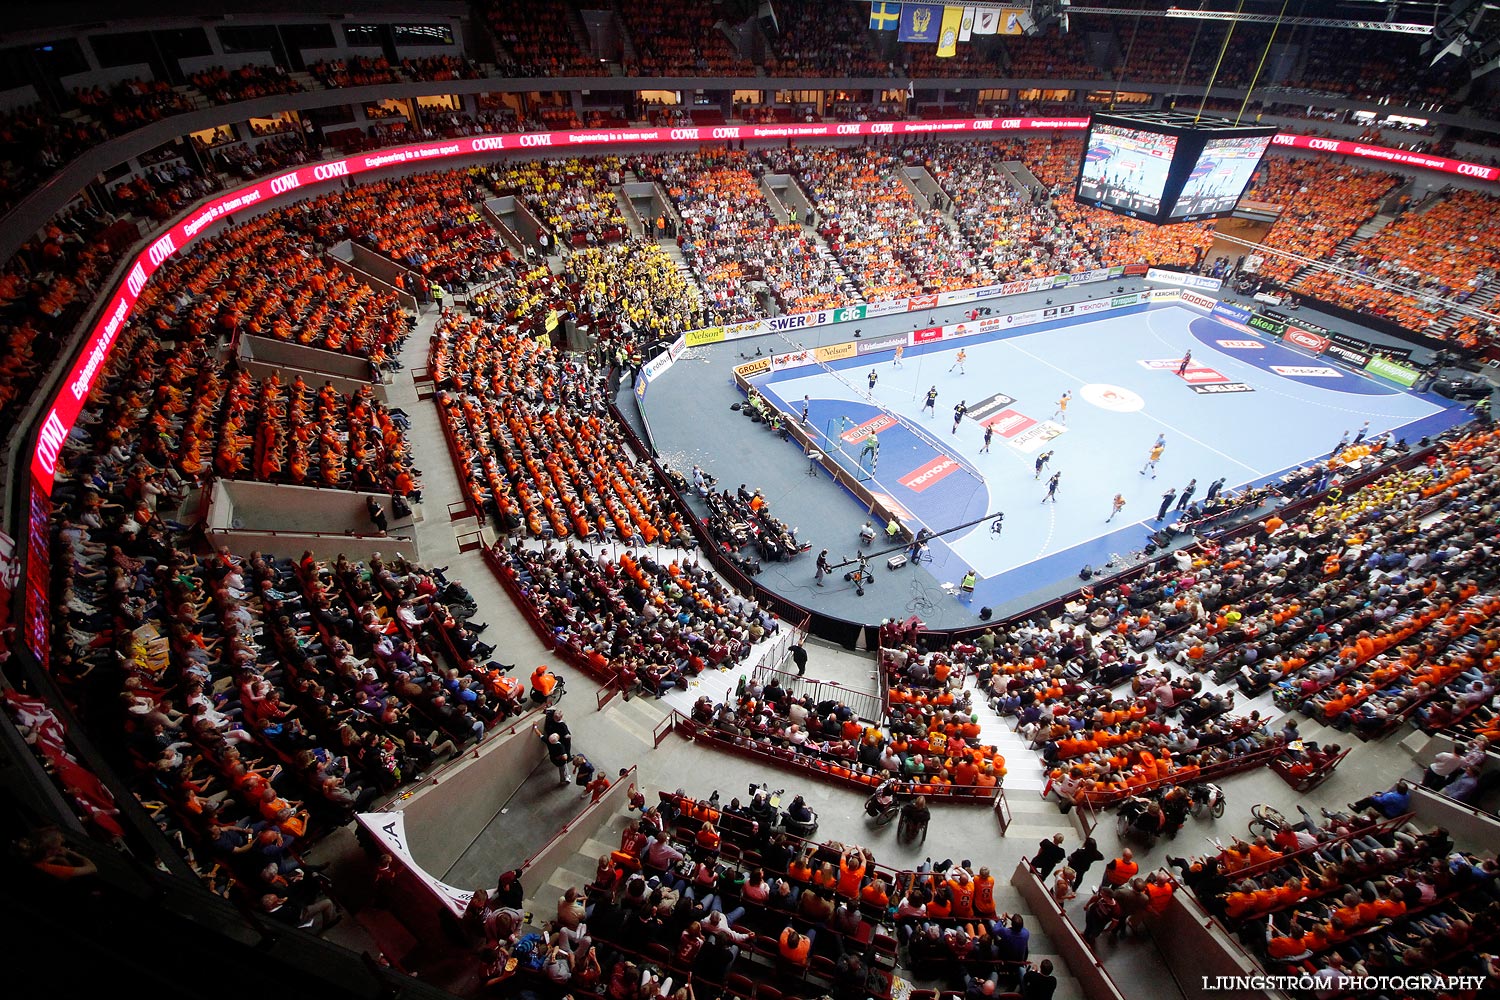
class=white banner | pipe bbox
[1145,268,1224,291]
[357,812,472,917]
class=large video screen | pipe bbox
[1075,123,1178,217]
[1168,134,1274,220]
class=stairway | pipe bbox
[288,69,320,92]
[173,83,212,112]
[1431,275,1500,339]
[960,673,1048,797]
[615,188,647,236]
[1004,161,1047,196]
[896,168,934,211]
[565,4,597,61]
[1353,211,1396,241]
[759,177,792,224]
[1288,226,1377,286]
[613,2,639,68]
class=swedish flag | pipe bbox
[869,2,902,30]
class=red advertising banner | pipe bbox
[1271,132,1500,182]
[32,118,1498,493]
[1285,328,1331,353]
[907,294,940,310]
[980,409,1037,436]
[899,456,960,492]
[839,413,898,443]
[912,326,945,344]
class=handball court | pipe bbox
[640,285,1473,628]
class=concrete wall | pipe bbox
[240,332,375,381]
[0,84,40,112]
[322,242,419,311]
[396,722,549,874]
[350,243,421,295]
[61,63,156,92]
[207,527,416,562]
[1408,786,1500,853]
[238,359,383,400]
[180,52,280,75]
[1010,862,1128,1000]
[1148,892,1273,1000]
[216,479,409,536]
[520,766,637,918]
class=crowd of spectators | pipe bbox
[1001,30,1101,80]
[16,171,542,906]
[431,310,683,543]
[481,156,628,247]
[0,203,141,432]
[75,77,195,135]
[564,237,707,354]
[699,664,1010,797]
[46,462,506,900]
[0,104,110,213]
[619,4,751,78]
[1240,157,1400,285]
[210,133,313,180]
[308,57,399,89]
[486,0,608,78]
[904,428,1500,811]
[109,160,225,222]
[189,64,304,105]
[767,146,991,300]
[764,0,889,77]
[400,55,481,82]
[641,150,857,318]
[1288,28,1468,103]
[291,169,516,293]
[1173,810,1495,989]
[1295,189,1500,334]
[917,141,1108,281]
[495,542,766,693]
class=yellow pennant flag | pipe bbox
[936,5,964,57]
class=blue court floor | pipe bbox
[753,303,1470,611]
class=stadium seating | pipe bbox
[764,1,891,77]
[908,429,1500,809]
[495,542,763,685]
[308,57,399,89]
[1241,158,1401,285]
[485,0,608,78]
[430,311,684,542]
[771,146,992,300]
[189,64,305,105]
[481,156,628,246]
[641,150,859,318]
[620,3,751,77]
[1171,818,1493,985]
[1295,190,1500,334]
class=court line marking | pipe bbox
[1143,307,1445,421]
[771,315,1260,575]
[997,334,1266,477]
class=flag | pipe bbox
[972,7,999,34]
[907,80,915,98]
[936,6,963,57]
[958,6,976,41]
[898,3,943,43]
[869,1,901,30]
[1001,7,1027,34]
